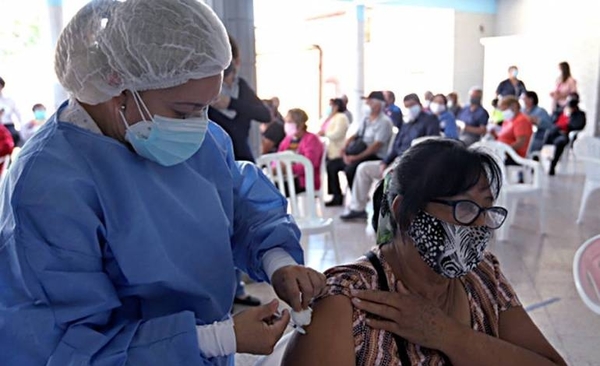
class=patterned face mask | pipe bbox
[407,211,491,278]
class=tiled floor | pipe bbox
[237,160,600,365]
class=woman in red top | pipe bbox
[493,96,533,159]
[0,109,15,172]
[545,95,586,175]
[278,108,324,194]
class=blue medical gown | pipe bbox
[0,111,304,365]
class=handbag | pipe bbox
[345,119,368,156]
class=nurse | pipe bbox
[0,1,324,365]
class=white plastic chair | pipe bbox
[573,136,600,224]
[539,130,581,174]
[472,140,545,241]
[0,154,11,182]
[573,234,600,315]
[256,152,338,262]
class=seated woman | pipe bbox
[493,95,533,161]
[429,94,458,139]
[277,108,324,194]
[319,98,350,206]
[283,139,566,366]
[261,99,285,154]
[545,94,586,176]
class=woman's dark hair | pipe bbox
[372,139,503,233]
[330,98,346,113]
[228,34,239,61]
[433,94,447,105]
[559,62,571,83]
[0,77,5,88]
[525,91,539,106]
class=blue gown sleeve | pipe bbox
[223,131,304,282]
[1,167,216,365]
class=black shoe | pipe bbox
[325,195,344,207]
[548,167,556,176]
[340,210,368,221]
[234,295,261,307]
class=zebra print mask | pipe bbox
[407,211,491,278]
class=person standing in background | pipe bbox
[0,77,22,147]
[20,104,48,144]
[209,35,271,163]
[457,87,489,146]
[383,90,403,129]
[208,35,271,307]
[447,92,462,117]
[551,62,577,111]
[496,65,527,98]
[320,98,350,207]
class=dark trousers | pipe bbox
[326,158,345,197]
[545,129,570,170]
[345,154,380,189]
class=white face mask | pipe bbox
[423,100,431,108]
[405,105,422,123]
[447,100,454,108]
[564,108,572,117]
[429,102,445,115]
[501,109,515,121]
[363,104,372,116]
[519,99,526,110]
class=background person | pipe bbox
[496,65,527,98]
[320,98,350,207]
[457,87,489,146]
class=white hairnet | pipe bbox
[55,0,232,105]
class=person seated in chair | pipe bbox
[283,139,567,366]
[544,94,586,176]
[277,108,324,195]
[491,96,533,162]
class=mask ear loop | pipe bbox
[131,91,153,122]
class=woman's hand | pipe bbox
[350,281,457,350]
[272,265,326,312]
[234,299,290,355]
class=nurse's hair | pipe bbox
[287,109,309,130]
[372,139,503,233]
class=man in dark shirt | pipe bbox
[496,65,527,98]
[341,94,439,220]
[457,87,490,146]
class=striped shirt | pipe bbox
[317,247,521,365]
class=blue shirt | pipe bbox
[524,105,552,152]
[385,104,403,129]
[0,105,303,366]
[496,78,527,97]
[383,112,440,165]
[438,110,459,139]
[457,105,489,145]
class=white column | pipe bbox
[47,0,67,108]
[354,3,366,123]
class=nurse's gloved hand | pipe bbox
[272,265,326,312]
[234,299,290,355]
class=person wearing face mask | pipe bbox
[341,91,393,194]
[19,103,48,143]
[544,94,586,175]
[319,98,349,207]
[422,90,434,112]
[341,94,439,221]
[0,110,14,172]
[550,62,577,111]
[457,87,490,146]
[495,66,527,98]
[277,108,324,195]
[0,1,327,365]
[383,90,403,129]
[491,96,533,160]
[283,139,567,366]
[430,94,458,139]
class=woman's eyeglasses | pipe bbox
[430,199,508,229]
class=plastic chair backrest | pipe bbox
[471,140,543,189]
[0,154,11,182]
[573,234,600,315]
[574,136,600,182]
[256,152,317,219]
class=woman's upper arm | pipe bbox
[282,295,356,366]
[498,307,567,365]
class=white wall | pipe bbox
[481,35,600,137]
[495,0,600,135]
[453,11,496,105]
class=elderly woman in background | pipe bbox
[319,98,350,206]
[0,1,326,365]
[278,108,324,194]
[283,139,566,366]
